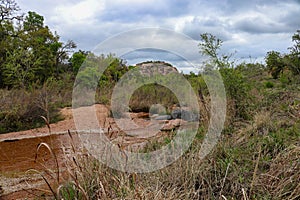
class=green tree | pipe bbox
[2,47,39,88]
[75,53,110,89]
[290,30,300,55]
[0,0,22,87]
[102,54,127,82]
[22,11,76,76]
[287,30,300,76]
[23,11,43,31]
[74,53,128,90]
[69,50,89,74]
[265,51,285,79]
[53,40,77,75]
[1,10,75,88]
[198,33,233,69]
[198,33,251,120]
[20,11,57,81]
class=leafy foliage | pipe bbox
[0,3,76,89]
[69,50,89,74]
[266,30,300,79]
[198,33,234,69]
[265,51,286,79]
[198,33,251,120]
[287,30,300,76]
[75,53,127,89]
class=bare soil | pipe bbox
[0,104,181,199]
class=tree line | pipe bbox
[265,30,300,79]
[0,0,128,90]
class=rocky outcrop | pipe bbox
[135,61,178,76]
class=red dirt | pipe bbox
[0,104,189,199]
[0,104,111,199]
[0,104,175,199]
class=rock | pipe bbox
[154,115,172,120]
[171,119,182,127]
[171,109,181,119]
[181,110,199,122]
[160,119,184,131]
[170,107,199,122]
[136,61,178,76]
[150,114,159,120]
[160,123,175,131]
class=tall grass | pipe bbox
[29,118,299,200]
[11,65,300,199]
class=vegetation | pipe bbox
[129,83,179,112]
[23,32,299,199]
[265,30,300,80]
[0,1,131,132]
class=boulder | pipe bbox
[171,109,181,119]
[181,110,199,122]
[154,115,172,120]
[171,107,199,122]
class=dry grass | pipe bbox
[27,94,300,200]
[12,70,300,199]
[26,126,298,200]
[0,77,73,134]
[258,145,300,199]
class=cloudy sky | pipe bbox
[16,0,300,72]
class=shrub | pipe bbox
[0,76,72,134]
[129,84,179,112]
[220,68,252,120]
[265,81,274,88]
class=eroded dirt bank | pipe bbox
[0,104,190,199]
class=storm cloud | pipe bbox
[16,0,300,71]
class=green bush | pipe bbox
[0,75,73,134]
[220,68,252,120]
[129,84,179,112]
[265,81,274,88]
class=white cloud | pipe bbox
[53,0,105,25]
[173,16,196,33]
[14,0,300,71]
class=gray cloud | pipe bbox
[234,18,292,34]
[15,0,300,72]
[231,0,300,34]
[122,48,187,64]
[100,0,189,23]
[179,16,232,41]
